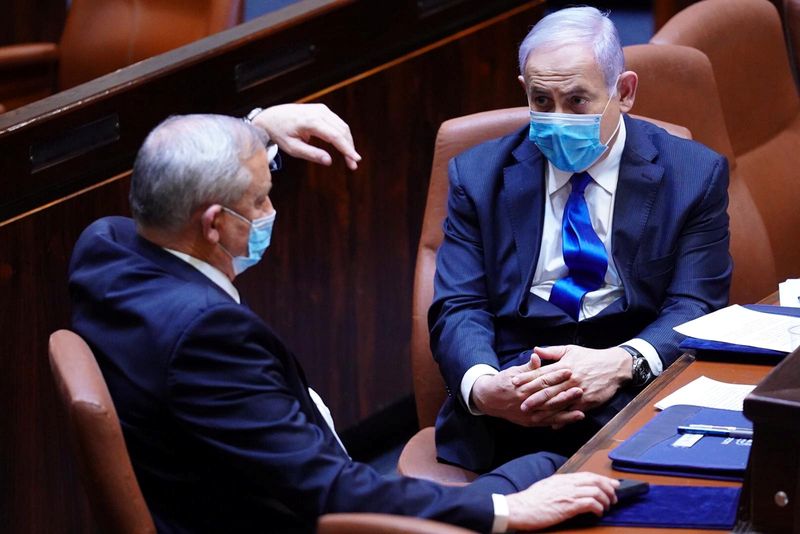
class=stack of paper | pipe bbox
[654,376,756,411]
[674,304,800,353]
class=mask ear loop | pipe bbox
[599,75,622,147]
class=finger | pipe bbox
[511,363,567,387]
[588,475,620,505]
[516,368,572,396]
[534,345,568,361]
[318,114,359,158]
[281,137,333,165]
[530,386,583,413]
[345,155,359,170]
[309,119,362,163]
[571,497,605,517]
[519,379,579,411]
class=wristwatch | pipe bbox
[620,345,653,387]
[244,107,264,124]
[243,107,280,171]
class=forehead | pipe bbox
[523,43,606,93]
[245,147,271,189]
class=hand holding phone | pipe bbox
[615,479,650,502]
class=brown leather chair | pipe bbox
[624,43,777,304]
[397,108,691,484]
[653,0,800,281]
[0,0,243,112]
[318,513,477,534]
[48,329,155,534]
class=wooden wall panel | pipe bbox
[0,1,544,531]
[1,0,66,45]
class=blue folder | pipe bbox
[608,405,752,480]
[598,485,741,530]
[679,304,800,357]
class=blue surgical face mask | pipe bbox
[528,86,621,173]
[220,207,276,275]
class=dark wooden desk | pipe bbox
[555,355,773,533]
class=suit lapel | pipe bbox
[612,116,665,304]
[503,135,546,293]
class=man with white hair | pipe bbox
[68,105,620,533]
[430,6,732,472]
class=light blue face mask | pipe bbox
[528,88,620,173]
[221,207,276,275]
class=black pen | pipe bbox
[677,424,753,439]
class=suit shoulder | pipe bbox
[634,117,726,164]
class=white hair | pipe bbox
[130,114,268,232]
[518,6,624,93]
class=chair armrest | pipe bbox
[397,427,477,486]
[0,43,58,70]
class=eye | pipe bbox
[570,95,589,108]
[532,95,552,110]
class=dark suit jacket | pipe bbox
[430,116,732,472]
[68,216,564,533]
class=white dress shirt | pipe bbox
[461,118,662,415]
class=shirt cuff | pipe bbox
[460,364,500,415]
[622,338,663,376]
[491,493,510,533]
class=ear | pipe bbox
[517,74,528,95]
[200,205,223,244]
[617,71,638,113]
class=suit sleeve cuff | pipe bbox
[461,364,499,415]
[491,493,510,533]
[622,338,663,376]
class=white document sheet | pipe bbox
[654,375,756,411]
[779,279,800,307]
[673,304,800,353]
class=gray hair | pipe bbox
[518,6,624,93]
[130,114,268,232]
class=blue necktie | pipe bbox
[549,172,608,320]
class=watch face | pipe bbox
[632,356,651,386]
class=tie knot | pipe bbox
[570,172,592,195]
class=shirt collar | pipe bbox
[547,115,627,195]
[163,248,241,304]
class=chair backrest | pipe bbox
[318,513,477,534]
[653,0,800,280]
[48,329,156,534]
[58,0,243,89]
[653,0,800,157]
[624,43,777,304]
[411,108,691,428]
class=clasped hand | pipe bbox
[471,345,631,428]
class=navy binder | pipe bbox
[679,305,800,358]
[608,405,752,480]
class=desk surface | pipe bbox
[554,355,772,533]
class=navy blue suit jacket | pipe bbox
[68,216,564,533]
[430,116,732,472]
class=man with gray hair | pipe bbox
[68,105,620,533]
[430,6,731,472]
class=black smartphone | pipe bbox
[616,479,650,501]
